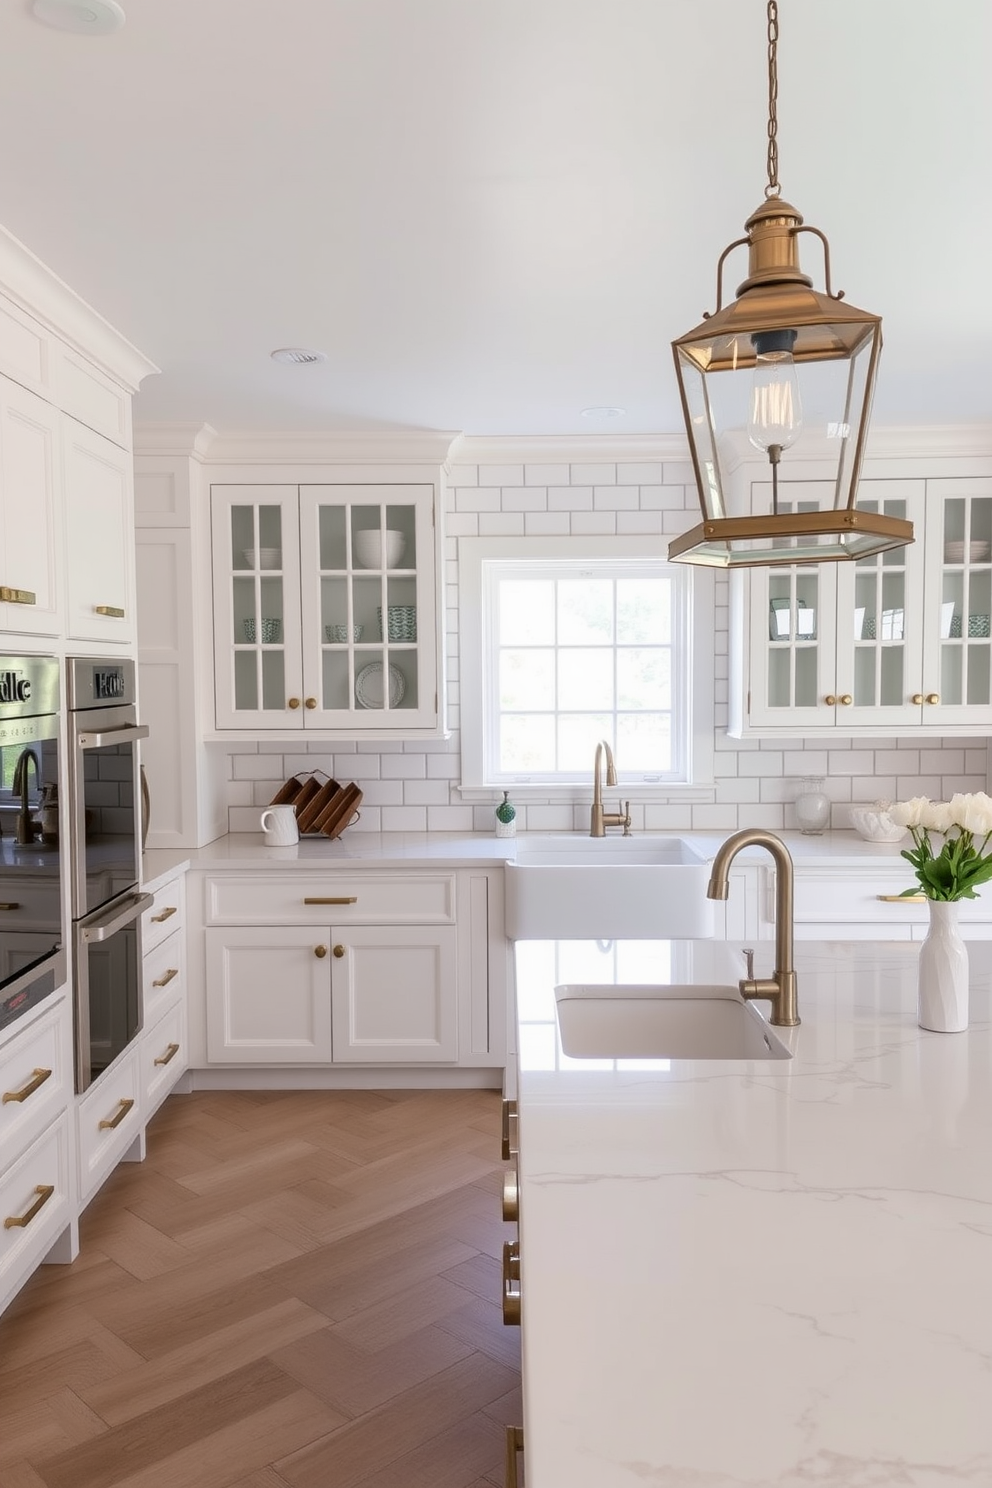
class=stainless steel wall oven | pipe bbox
[67,657,151,1091]
[0,655,66,1033]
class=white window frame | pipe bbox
[458,536,715,799]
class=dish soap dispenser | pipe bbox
[495,791,517,839]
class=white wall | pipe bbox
[224,455,989,835]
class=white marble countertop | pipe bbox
[513,937,992,1487]
[141,827,916,874]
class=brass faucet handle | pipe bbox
[742,948,755,980]
[621,802,632,836]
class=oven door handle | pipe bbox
[80,892,154,944]
[76,723,150,750]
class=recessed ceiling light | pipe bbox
[581,406,626,419]
[31,0,125,34]
[270,348,328,366]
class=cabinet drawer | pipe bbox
[141,1000,185,1115]
[143,929,183,1026]
[204,873,456,926]
[0,1113,71,1290]
[787,869,990,929]
[141,875,186,956]
[0,999,70,1168]
[77,1050,141,1201]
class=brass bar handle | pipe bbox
[0,586,37,605]
[154,1042,180,1067]
[0,902,21,911]
[501,1167,518,1222]
[4,1184,55,1230]
[877,893,927,902]
[98,1098,135,1131]
[501,1098,517,1161]
[94,605,126,618]
[151,906,178,923]
[502,1240,520,1325]
[504,1426,524,1488]
[3,1067,53,1104]
[303,897,358,905]
[152,968,179,988]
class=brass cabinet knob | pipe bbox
[912,693,924,705]
[332,944,345,958]
[305,697,317,710]
[314,944,327,958]
[288,697,301,709]
[825,695,837,706]
[926,693,940,705]
[839,694,853,705]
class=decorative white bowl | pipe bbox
[243,547,282,568]
[353,529,405,569]
[849,805,908,844]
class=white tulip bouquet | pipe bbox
[888,792,992,901]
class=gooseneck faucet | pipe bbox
[590,740,631,838]
[12,747,41,846]
[706,828,799,1026]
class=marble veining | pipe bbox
[515,939,992,1487]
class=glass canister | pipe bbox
[794,776,830,835]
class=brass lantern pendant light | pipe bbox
[668,1,913,568]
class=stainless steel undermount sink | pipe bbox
[553,983,794,1060]
[504,835,715,940]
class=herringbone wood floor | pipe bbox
[0,1089,521,1488]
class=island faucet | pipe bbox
[590,740,631,838]
[706,828,799,1026]
[12,746,42,846]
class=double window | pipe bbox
[459,537,713,793]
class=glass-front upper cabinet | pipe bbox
[922,477,992,722]
[211,482,440,734]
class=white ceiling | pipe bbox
[1,0,989,439]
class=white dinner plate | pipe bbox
[355,662,406,709]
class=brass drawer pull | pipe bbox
[0,586,36,605]
[151,906,178,923]
[501,1098,517,1161]
[3,1067,52,1105]
[504,1426,524,1488]
[154,1042,180,1067]
[99,1097,135,1131]
[303,897,358,905]
[501,1167,518,1222]
[877,894,927,902]
[94,604,125,618]
[0,903,21,911]
[4,1184,55,1230]
[502,1240,520,1326]
[152,968,179,988]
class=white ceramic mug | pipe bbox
[260,804,299,846]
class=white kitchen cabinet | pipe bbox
[139,871,187,1116]
[205,925,334,1063]
[210,482,441,736]
[731,475,992,736]
[62,415,137,647]
[0,1112,72,1313]
[0,375,62,637]
[751,862,991,943]
[329,923,457,1062]
[76,1046,142,1204]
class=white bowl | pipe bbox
[945,540,990,563]
[353,529,405,569]
[849,805,908,844]
[243,547,282,568]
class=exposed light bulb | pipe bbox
[747,329,803,453]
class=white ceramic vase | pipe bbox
[918,899,969,1033]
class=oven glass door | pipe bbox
[71,708,148,918]
[1,719,66,1028]
[74,890,153,1091]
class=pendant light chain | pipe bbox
[765,0,780,199]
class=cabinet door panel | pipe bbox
[330,924,457,1062]
[0,377,62,636]
[63,417,135,643]
[924,477,992,726]
[205,926,332,1063]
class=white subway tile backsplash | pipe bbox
[219,456,991,835]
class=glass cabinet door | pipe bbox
[212,486,303,729]
[833,482,925,730]
[299,484,438,730]
[923,478,992,720]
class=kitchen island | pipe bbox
[513,937,992,1487]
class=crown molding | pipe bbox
[0,224,159,392]
[136,427,462,466]
[864,424,992,460]
[448,432,690,465]
[132,423,219,458]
